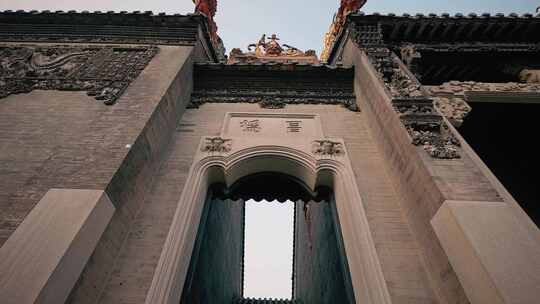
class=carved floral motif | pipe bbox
[201,137,232,153]
[0,45,157,105]
[312,140,344,156]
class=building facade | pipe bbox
[0,2,539,304]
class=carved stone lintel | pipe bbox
[0,45,157,105]
[201,137,232,153]
[312,140,344,156]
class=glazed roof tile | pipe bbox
[0,9,224,59]
[351,11,540,19]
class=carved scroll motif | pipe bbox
[352,25,461,159]
[312,140,344,156]
[201,137,232,153]
[0,45,157,105]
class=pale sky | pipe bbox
[1,0,538,55]
[244,200,294,299]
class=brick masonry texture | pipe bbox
[0,43,197,303]
[341,41,507,304]
[95,102,437,304]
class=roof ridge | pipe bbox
[0,9,196,17]
[351,11,540,19]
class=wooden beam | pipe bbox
[403,21,417,40]
[504,22,526,41]
[480,22,498,40]
[440,22,455,41]
[445,65,462,80]
[422,65,437,80]
[493,22,510,41]
[428,21,443,40]
[390,22,404,40]
[432,65,448,80]
[415,22,429,40]
[453,22,469,41]
[467,22,483,40]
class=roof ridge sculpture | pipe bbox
[321,0,367,62]
[228,33,319,64]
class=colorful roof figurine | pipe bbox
[228,34,319,64]
[321,0,367,62]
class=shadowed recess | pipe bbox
[215,172,331,203]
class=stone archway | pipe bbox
[145,113,392,304]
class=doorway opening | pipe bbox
[180,172,355,304]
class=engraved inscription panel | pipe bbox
[222,113,322,138]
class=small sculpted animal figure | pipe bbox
[519,69,540,83]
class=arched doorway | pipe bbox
[180,172,355,303]
[145,142,391,304]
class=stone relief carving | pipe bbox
[189,90,358,111]
[201,137,232,153]
[352,26,461,159]
[312,140,344,156]
[400,45,421,69]
[519,69,540,83]
[427,80,540,126]
[432,97,471,128]
[429,80,540,95]
[0,45,157,105]
[406,125,461,159]
[390,69,424,98]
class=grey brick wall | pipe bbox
[100,103,436,304]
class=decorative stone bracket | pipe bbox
[201,137,232,153]
[0,45,157,105]
[351,24,461,159]
[312,139,344,156]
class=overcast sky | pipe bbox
[1,0,538,55]
[244,200,294,299]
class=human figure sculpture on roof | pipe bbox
[265,34,284,56]
[247,34,284,56]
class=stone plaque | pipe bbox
[221,113,323,138]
